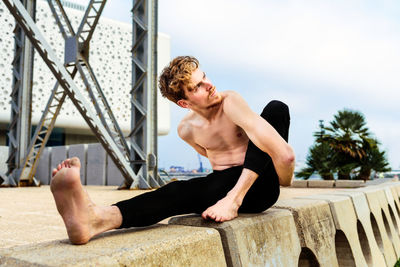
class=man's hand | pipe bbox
[202,195,241,222]
[202,168,258,222]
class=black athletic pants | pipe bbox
[114,100,290,228]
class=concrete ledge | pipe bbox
[298,193,367,266]
[169,209,301,267]
[291,179,308,188]
[274,198,338,266]
[333,190,386,266]
[0,224,226,267]
[379,184,400,239]
[291,179,366,188]
[360,187,398,265]
[308,180,335,188]
[335,180,365,188]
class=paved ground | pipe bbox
[0,184,346,249]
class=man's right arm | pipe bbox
[177,121,208,158]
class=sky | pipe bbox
[77,0,400,171]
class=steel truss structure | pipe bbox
[3,0,161,189]
[6,0,36,186]
[129,0,161,188]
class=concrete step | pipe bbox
[169,208,301,267]
[0,224,226,267]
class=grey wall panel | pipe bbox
[86,143,106,185]
[36,147,51,185]
[106,155,124,186]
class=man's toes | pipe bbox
[70,157,81,168]
[65,159,71,168]
[52,168,57,177]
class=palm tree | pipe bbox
[317,109,371,159]
[299,109,391,180]
[297,142,335,180]
[317,109,377,179]
[357,139,391,180]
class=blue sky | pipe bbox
[97,0,400,171]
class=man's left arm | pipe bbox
[223,91,295,186]
[202,92,295,222]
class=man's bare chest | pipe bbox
[192,118,248,151]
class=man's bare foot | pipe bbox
[50,157,122,244]
[202,195,241,222]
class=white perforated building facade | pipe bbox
[0,0,170,146]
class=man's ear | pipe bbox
[177,99,189,108]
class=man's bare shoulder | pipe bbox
[177,112,196,140]
[220,90,249,114]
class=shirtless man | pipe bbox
[50,56,295,244]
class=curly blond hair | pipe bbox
[159,56,199,104]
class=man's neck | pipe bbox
[191,101,223,122]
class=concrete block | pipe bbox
[390,182,400,204]
[291,179,308,188]
[274,198,338,267]
[68,144,87,185]
[0,224,226,267]
[359,187,398,266]
[373,185,400,257]
[106,154,124,186]
[169,209,301,267]
[335,179,365,188]
[308,180,335,188]
[333,190,386,267]
[86,143,106,185]
[50,146,68,174]
[377,184,400,238]
[390,186,400,227]
[298,194,368,266]
[35,147,51,185]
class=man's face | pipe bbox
[179,68,221,109]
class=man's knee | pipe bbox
[262,100,290,119]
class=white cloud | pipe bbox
[159,0,400,109]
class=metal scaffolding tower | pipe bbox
[3,0,161,189]
[128,0,161,189]
[6,0,36,186]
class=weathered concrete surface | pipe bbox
[360,187,398,266]
[334,190,387,267]
[274,198,338,267]
[169,208,301,267]
[298,193,367,266]
[0,224,226,267]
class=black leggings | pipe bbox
[114,100,290,228]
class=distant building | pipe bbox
[0,0,170,146]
